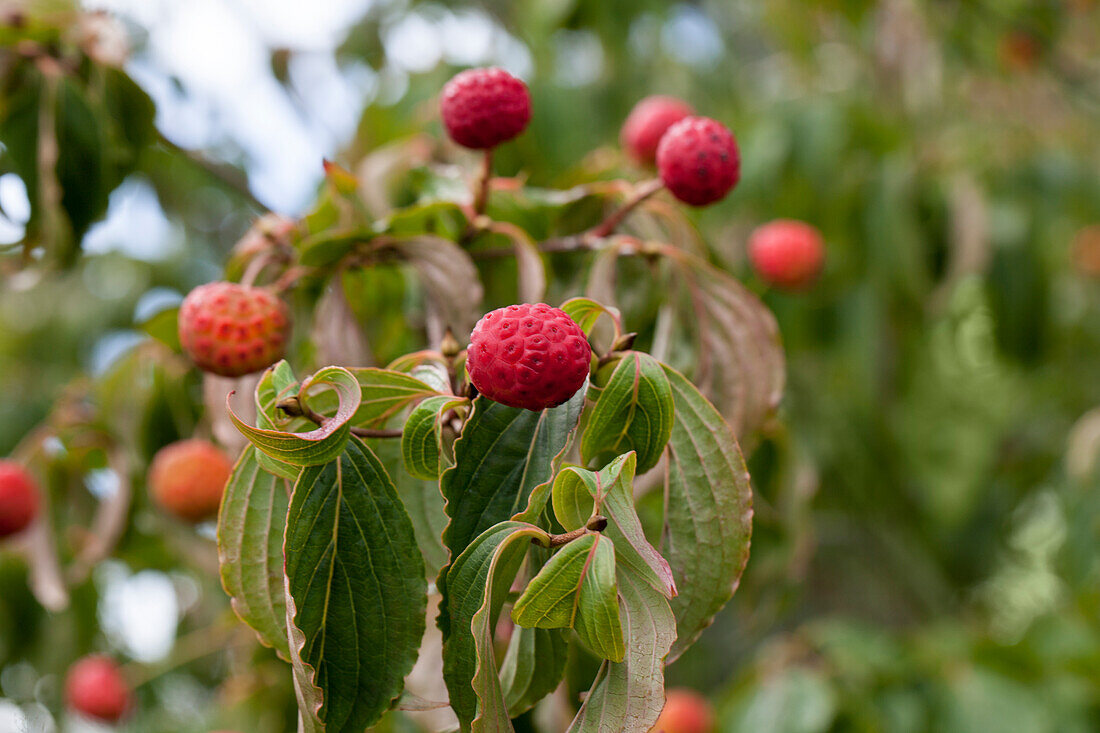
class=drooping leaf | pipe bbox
[511,534,595,629]
[581,352,674,473]
[313,279,373,366]
[284,438,426,731]
[441,391,585,573]
[512,532,624,661]
[666,247,785,443]
[441,521,550,732]
[499,625,569,717]
[228,366,358,467]
[662,365,753,662]
[486,221,547,304]
[567,567,675,732]
[402,395,468,480]
[585,244,785,443]
[573,534,625,662]
[217,448,291,659]
[552,453,676,598]
[378,235,484,337]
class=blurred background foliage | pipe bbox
[2,0,1100,731]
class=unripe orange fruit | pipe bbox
[148,439,233,522]
[651,689,714,733]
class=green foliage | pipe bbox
[4,0,1100,731]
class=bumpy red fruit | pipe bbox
[178,282,289,378]
[148,439,233,522]
[65,655,131,723]
[651,689,715,733]
[748,219,825,290]
[0,460,38,538]
[467,303,591,411]
[440,67,531,149]
[621,95,694,165]
[656,116,740,206]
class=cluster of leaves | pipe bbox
[214,137,773,728]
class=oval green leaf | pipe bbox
[284,437,427,731]
[217,448,292,659]
[662,365,753,662]
[581,351,674,474]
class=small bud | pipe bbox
[586,515,608,532]
[276,396,304,417]
[440,328,462,359]
[610,332,637,352]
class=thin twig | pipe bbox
[589,178,664,238]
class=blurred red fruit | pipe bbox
[65,655,131,723]
[440,67,532,149]
[0,460,38,539]
[621,95,694,165]
[749,219,826,290]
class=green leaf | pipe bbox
[217,448,291,660]
[253,361,306,480]
[581,352,674,473]
[512,532,624,661]
[667,248,785,442]
[297,228,370,267]
[560,297,622,338]
[228,366,358,467]
[567,567,675,732]
[369,436,449,579]
[441,521,550,732]
[573,534,624,662]
[346,367,440,428]
[56,77,108,243]
[284,437,426,731]
[662,365,753,662]
[137,306,180,351]
[552,454,676,598]
[441,392,585,572]
[512,534,595,629]
[499,625,568,717]
[402,395,467,480]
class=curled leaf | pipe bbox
[228,365,358,467]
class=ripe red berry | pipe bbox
[440,67,532,149]
[467,303,591,411]
[178,282,290,378]
[0,460,38,539]
[748,219,825,290]
[652,689,714,733]
[148,439,233,522]
[656,116,740,207]
[621,96,694,165]
[65,655,131,723]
